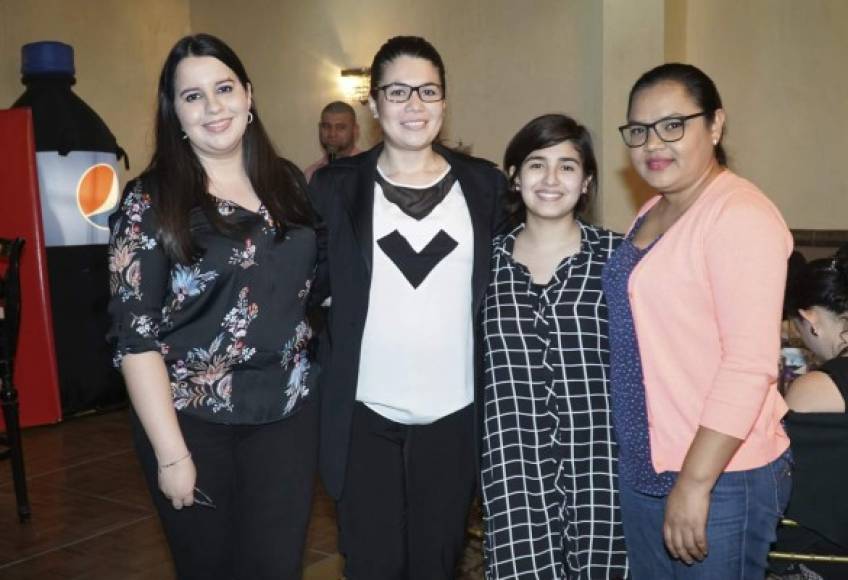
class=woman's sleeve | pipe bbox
[307,168,332,308]
[107,181,171,366]
[699,192,792,438]
[490,167,510,236]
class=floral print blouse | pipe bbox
[107,180,317,425]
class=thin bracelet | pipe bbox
[158,451,191,473]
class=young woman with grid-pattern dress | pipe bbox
[481,114,629,579]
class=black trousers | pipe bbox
[337,402,477,580]
[132,398,318,580]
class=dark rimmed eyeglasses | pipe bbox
[618,112,707,148]
[375,82,444,103]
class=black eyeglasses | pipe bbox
[375,83,444,103]
[618,112,707,148]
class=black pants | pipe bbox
[338,402,476,580]
[132,398,318,580]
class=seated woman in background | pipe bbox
[481,114,629,579]
[776,245,848,579]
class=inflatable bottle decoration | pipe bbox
[12,41,128,414]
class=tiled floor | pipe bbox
[0,409,342,579]
[0,409,484,579]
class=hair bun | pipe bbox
[833,243,848,280]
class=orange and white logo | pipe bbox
[76,163,119,230]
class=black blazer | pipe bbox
[309,142,507,499]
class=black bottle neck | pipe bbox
[21,75,76,90]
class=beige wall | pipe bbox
[597,0,666,231]
[0,0,191,185]
[596,0,848,231]
[2,0,845,230]
[189,0,601,175]
[681,0,848,229]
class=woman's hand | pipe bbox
[663,476,711,564]
[662,426,742,565]
[120,353,196,510]
[158,453,197,510]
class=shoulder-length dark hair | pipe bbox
[502,113,598,222]
[140,33,311,264]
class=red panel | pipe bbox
[0,108,62,427]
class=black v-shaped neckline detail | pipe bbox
[376,170,456,221]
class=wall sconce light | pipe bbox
[340,67,371,105]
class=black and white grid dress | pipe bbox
[481,222,629,580]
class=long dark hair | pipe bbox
[503,113,598,222]
[627,63,728,167]
[140,33,311,264]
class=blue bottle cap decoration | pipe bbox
[21,41,75,77]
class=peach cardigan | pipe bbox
[628,170,791,473]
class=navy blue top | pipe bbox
[602,220,676,496]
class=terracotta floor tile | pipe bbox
[32,450,153,510]
[0,516,175,580]
[0,476,150,565]
[303,553,343,580]
[0,412,133,486]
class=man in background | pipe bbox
[303,101,361,182]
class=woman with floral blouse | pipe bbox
[107,34,318,579]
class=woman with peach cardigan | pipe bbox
[602,63,792,579]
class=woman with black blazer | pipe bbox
[310,35,506,580]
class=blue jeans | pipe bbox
[619,451,792,580]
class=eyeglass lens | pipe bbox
[623,118,685,146]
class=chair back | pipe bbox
[0,238,24,380]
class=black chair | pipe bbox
[768,518,848,579]
[0,237,31,522]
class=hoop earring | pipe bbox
[247,112,254,124]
